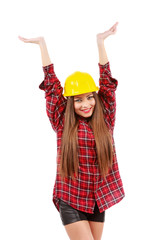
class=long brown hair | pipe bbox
[59,92,113,181]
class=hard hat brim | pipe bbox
[63,87,99,97]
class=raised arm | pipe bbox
[18,36,51,67]
[18,36,67,132]
[96,22,118,65]
[97,23,119,132]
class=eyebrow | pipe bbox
[74,94,93,99]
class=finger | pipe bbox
[110,22,119,31]
[18,36,24,41]
[113,22,119,30]
[18,36,29,42]
[111,23,119,33]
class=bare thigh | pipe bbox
[88,221,105,240]
[64,220,94,240]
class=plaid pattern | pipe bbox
[39,62,125,214]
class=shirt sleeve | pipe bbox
[98,62,118,132]
[39,64,67,132]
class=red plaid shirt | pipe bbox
[39,62,125,213]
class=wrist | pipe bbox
[39,37,45,46]
[96,37,104,46]
[96,32,111,44]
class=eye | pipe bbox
[87,95,94,100]
[74,99,82,102]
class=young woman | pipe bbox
[19,22,125,240]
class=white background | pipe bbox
[0,0,160,239]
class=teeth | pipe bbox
[83,108,90,112]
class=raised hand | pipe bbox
[18,35,51,66]
[96,22,119,65]
[18,36,44,45]
[97,22,119,43]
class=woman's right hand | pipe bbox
[18,36,51,66]
[18,36,44,45]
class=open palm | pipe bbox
[97,22,119,42]
[18,36,44,44]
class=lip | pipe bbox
[80,107,92,113]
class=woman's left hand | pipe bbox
[97,22,119,43]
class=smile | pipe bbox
[80,108,92,113]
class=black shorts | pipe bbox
[59,199,105,226]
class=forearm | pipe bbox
[97,39,109,65]
[39,38,52,67]
[18,36,52,67]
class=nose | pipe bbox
[81,99,89,108]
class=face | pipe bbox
[73,92,96,118]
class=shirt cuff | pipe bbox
[43,63,54,74]
[98,62,112,78]
[98,62,110,68]
[39,63,54,90]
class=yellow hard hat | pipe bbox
[63,71,99,97]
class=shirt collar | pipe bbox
[76,114,91,123]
